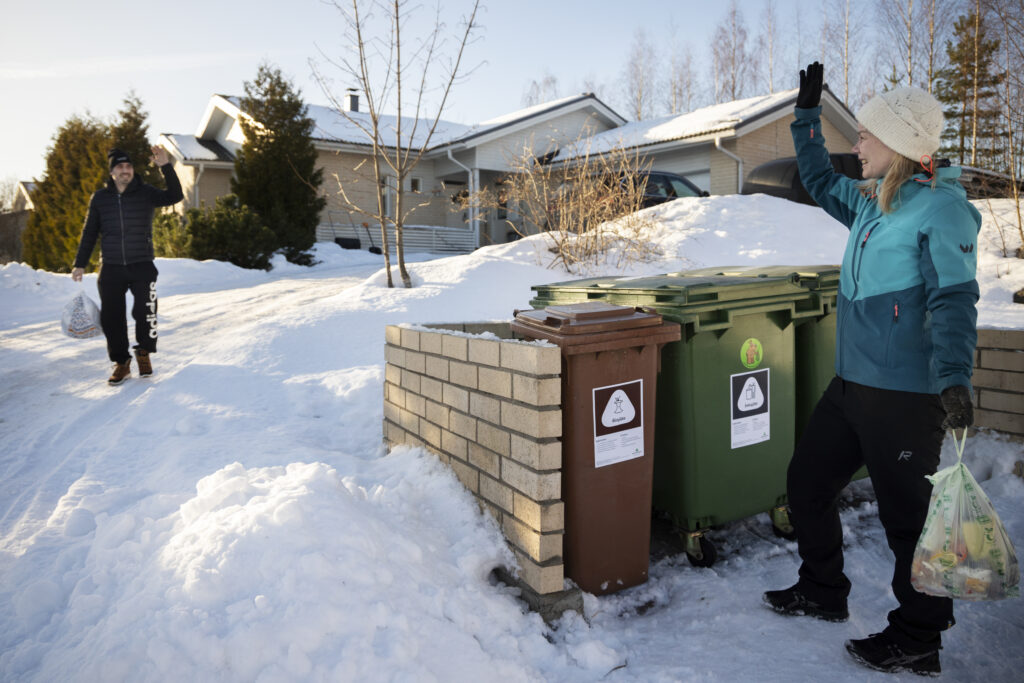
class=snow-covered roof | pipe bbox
[553,89,801,162]
[161,134,234,163]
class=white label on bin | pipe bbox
[592,379,644,468]
[730,368,770,449]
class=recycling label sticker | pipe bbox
[592,379,644,468]
[730,368,770,449]
[740,338,764,369]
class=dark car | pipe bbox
[636,171,710,206]
[741,153,863,205]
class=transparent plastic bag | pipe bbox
[911,431,1020,600]
[61,291,102,339]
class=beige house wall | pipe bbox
[170,162,234,212]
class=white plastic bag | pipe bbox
[911,431,1020,600]
[61,292,102,339]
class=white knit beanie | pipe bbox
[857,86,945,162]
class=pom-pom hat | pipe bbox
[856,87,945,163]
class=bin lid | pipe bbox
[531,273,806,305]
[671,265,840,290]
[514,301,664,335]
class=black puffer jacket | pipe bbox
[73,164,183,268]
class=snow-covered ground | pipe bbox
[1,194,1022,682]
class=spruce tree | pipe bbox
[111,92,162,186]
[22,114,109,272]
[232,64,325,265]
[935,12,1005,169]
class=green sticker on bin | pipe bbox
[741,338,763,369]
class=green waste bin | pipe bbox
[529,271,832,566]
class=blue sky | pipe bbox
[1,0,802,182]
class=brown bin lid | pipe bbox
[514,301,663,335]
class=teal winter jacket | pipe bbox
[792,106,981,395]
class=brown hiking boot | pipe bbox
[108,359,132,386]
[135,348,153,377]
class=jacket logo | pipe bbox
[959,243,974,253]
[897,450,913,462]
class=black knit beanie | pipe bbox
[108,149,132,171]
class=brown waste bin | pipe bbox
[511,302,681,595]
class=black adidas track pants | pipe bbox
[97,261,158,364]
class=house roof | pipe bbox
[551,88,854,162]
[161,134,235,163]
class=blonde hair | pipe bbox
[860,155,936,213]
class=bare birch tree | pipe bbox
[313,0,480,288]
[990,0,1024,251]
[666,42,697,114]
[522,72,560,107]
[878,0,917,86]
[711,0,752,103]
[622,28,659,120]
[755,0,780,94]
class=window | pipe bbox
[410,177,422,193]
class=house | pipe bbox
[550,87,858,195]
[160,88,856,252]
[12,182,36,212]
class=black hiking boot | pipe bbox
[134,347,153,377]
[762,584,848,622]
[108,359,131,386]
[846,632,941,676]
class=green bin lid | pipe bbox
[670,265,841,290]
[531,273,807,306]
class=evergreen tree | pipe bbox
[232,64,325,265]
[111,92,162,186]
[935,12,1005,169]
[22,114,109,272]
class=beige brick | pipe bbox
[420,376,443,402]
[385,325,402,345]
[425,399,450,430]
[442,335,468,361]
[979,389,1024,414]
[501,341,560,375]
[510,434,562,471]
[449,360,478,389]
[511,549,565,595]
[398,407,418,433]
[400,369,421,394]
[385,363,401,385]
[419,330,444,354]
[479,367,513,398]
[973,368,1024,393]
[477,422,511,457]
[514,494,565,533]
[385,344,406,368]
[503,516,562,563]
[442,384,470,412]
[405,392,426,418]
[512,374,561,406]
[468,442,500,478]
[450,411,477,440]
[441,430,468,459]
[502,458,560,500]
[980,349,1024,373]
[978,329,1024,351]
[501,402,562,438]
[425,356,449,381]
[480,474,514,512]
[479,499,503,524]
[975,407,1024,436]
[470,392,502,424]
[383,400,401,425]
[405,350,426,374]
[469,338,501,366]
[420,420,442,449]
[400,327,420,351]
[383,420,405,446]
[448,459,479,493]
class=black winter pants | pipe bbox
[788,376,953,650]
[97,261,158,363]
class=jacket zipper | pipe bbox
[117,193,127,265]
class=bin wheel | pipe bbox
[770,505,797,541]
[685,534,717,568]
[772,524,797,541]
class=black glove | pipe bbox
[797,62,823,109]
[940,385,974,431]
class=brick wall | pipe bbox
[382,322,569,598]
[974,328,1024,437]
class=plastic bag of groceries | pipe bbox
[61,292,102,339]
[911,431,1020,600]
